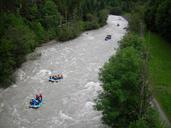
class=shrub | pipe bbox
[58,22,81,41]
[30,21,47,42]
[120,33,145,54]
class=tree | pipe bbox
[30,21,47,42]
[0,39,15,87]
[0,0,111,87]
[155,0,171,41]
[129,119,148,128]
[144,0,171,42]
[96,34,151,127]
[98,9,109,26]
[41,0,61,38]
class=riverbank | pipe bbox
[96,31,167,127]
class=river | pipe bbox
[0,15,128,128]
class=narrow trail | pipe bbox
[152,98,171,127]
[0,15,128,128]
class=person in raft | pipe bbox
[35,93,42,103]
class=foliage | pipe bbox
[155,0,171,41]
[82,13,100,30]
[144,0,171,41]
[128,5,146,34]
[96,33,164,127]
[96,34,151,127]
[109,7,123,15]
[120,33,145,53]
[58,22,81,41]
[0,0,110,87]
[129,108,165,128]
[129,118,149,128]
[0,13,36,87]
[30,22,47,42]
[98,9,109,26]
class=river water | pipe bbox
[0,15,127,128]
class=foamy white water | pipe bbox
[0,15,128,128]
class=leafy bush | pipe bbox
[129,108,165,128]
[129,118,148,128]
[83,21,99,30]
[120,33,145,54]
[30,21,47,42]
[58,22,81,41]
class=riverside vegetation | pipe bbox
[96,0,170,127]
[1,0,144,87]
[96,33,164,128]
[0,0,110,87]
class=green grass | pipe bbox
[144,32,171,121]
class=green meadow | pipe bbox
[145,32,171,121]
